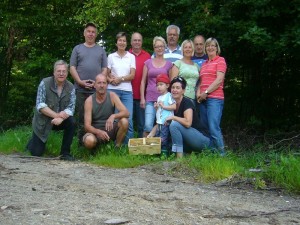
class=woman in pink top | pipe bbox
[196,37,227,156]
[140,36,173,137]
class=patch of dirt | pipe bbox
[1,154,300,225]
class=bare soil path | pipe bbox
[1,154,300,225]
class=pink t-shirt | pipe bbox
[199,56,227,100]
[144,59,173,102]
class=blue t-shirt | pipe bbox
[191,54,208,68]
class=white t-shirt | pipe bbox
[107,51,136,92]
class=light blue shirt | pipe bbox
[156,92,175,124]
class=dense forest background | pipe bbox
[1,0,299,146]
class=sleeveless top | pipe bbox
[92,92,114,130]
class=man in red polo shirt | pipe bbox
[129,32,151,138]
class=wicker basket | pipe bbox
[128,137,161,155]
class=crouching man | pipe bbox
[83,74,129,149]
[26,60,76,160]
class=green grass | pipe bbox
[266,154,300,193]
[0,126,300,194]
[0,126,32,153]
[88,142,162,168]
[181,151,243,182]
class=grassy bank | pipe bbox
[0,126,299,194]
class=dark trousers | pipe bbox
[76,91,93,144]
[133,99,145,138]
[27,116,76,156]
[155,124,171,150]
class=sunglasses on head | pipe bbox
[172,76,183,81]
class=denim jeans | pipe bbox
[108,89,133,144]
[169,121,210,153]
[133,99,145,138]
[199,98,225,153]
[144,101,156,133]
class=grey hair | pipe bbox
[166,25,180,35]
[54,60,68,71]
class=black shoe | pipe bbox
[60,154,75,161]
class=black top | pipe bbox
[174,97,201,132]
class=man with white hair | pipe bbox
[164,24,183,62]
[152,25,182,63]
[26,60,76,161]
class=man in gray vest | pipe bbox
[26,60,76,160]
[83,74,129,150]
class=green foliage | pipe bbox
[0,0,84,129]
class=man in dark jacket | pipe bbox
[26,60,76,160]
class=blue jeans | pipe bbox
[108,89,133,144]
[144,101,156,133]
[199,98,225,153]
[169,121,210,153]
[133,99,145,138]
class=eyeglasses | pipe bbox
[167,33,178,37]
[206,44,216,48]
[154,45,165,49]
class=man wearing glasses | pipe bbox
[152,25,182,63]
[164,25,183,62]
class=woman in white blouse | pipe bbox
[107,32,136,144]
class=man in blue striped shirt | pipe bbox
[164,25,183,62]
[152,25,182,63]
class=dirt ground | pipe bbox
[1,154,300,225]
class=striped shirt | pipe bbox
[152,45,183,63]
[199,56,227,100]
[163,46,183,63]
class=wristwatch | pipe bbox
[121,77,125,81]
[205,90,209,95]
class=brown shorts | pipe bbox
[96,122,119,144]
[97,122,119,143]
[82,122,119,146]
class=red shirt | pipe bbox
[129,49,151,99]
[199,56,227,100]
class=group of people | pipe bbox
[26,22,227,160]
